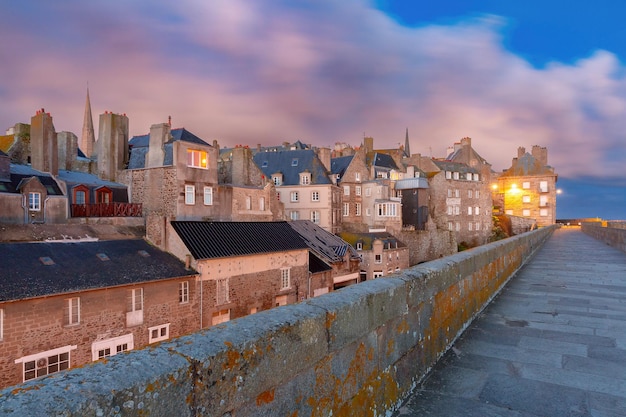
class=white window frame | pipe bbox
[468,190,473,198]
[453,172,459,180]
[475,206,480,215]
[343,203,349,217]
[376,202,398,217]
[373,271,384,278]
[447,205,453,215]
[272,175,282,186]
[475,222,481,230]
[355,186,361,196]
[467,207,472,215]
[290,211,300,220]
[127,288,143,327]
[148,323,170,344]
[522,195,531,203]
[179,281,189,304]
[475,190,480,198]
[540,181,549,193]
[15,345,77,382]
[311,210,320,224]
[365,187,371,197]
[523,209,531,217]
[187,149,208,169]
[454,189,460,198]
[445,171,452,179]
[343,186,350,196]
[300,173,311,185]
[217,278,229,305]
[280,268,291,290]
[203,187,213,205]
[468,222,473,231]
[375,254,382,264]
[311,191,320,202]
[91,334,133,361]
[448,222,453,231]
[245,196,252,210]
[65,297,80,326]
[540,209,549,217]
[290,191,299,202]
[185,185,195,205]
[365,208,371,217]
[455,222,460,231]
[522,181,531,189]
[356,242,363,250]
[540,195,548,207]
[356,203,361,216]
[355,172,361,182]
[28,192,41,211]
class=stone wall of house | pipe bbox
[0,276,199,390]
[509,214,537,235]
[398,224,457,265]
[0,225,557,416]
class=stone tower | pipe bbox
[81,89,96,158]
[30,109,58,175]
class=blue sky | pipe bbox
[1,1,624,219]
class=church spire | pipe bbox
[404,127,411,157]
[80,88,95,158]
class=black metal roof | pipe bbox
[170,221,309,260]
[0,239,196,302]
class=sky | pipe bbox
[1,0,625,219]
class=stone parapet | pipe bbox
[0,226,556,416]
[582,222,626,253]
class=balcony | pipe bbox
[70,202,142,218]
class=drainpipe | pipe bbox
[198,264,203,330]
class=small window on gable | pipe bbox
[356,242,363,250]
[355,172,361,182]
[73,185,89,205]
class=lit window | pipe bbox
[522,195,531,203]
[16,345,77,382]
[540,196,548,207]
[540,209,548,217]
[290,191,299,202]
[203,187,213,205]
[311,191,319,201]
[311,211,320,224]
[92,334,133,361]
[522,182,531,189]
[187,150,208,169]
[523,209,531,216]
[28,192,41,211]
[290,211,300,220]
[149,324,170,343]
[356,203,361,216]
[355,186,361,196]
[65,297,80,326]
[344,186,350,196]
[281,268,291,289]
[185,185,195,205]
[179,281,189,304]
[343,203,349,216]
[217,278,229,305]
[505,209,513,215]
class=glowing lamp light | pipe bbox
[491,184,498,190]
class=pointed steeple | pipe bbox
[80,88,95,158]
[404,127,411,157]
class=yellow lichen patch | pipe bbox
[256,388,275,406]
[396,318,409,334]
[224,341,233,348]
[223,349,241,371]
[325,311,337,329]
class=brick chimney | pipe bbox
[57,131,78,171]
[30,109,58,175]
[517,147,526,158]
[363,137,374,154]
[316,147,331,172]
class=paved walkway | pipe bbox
[394,227,626,417]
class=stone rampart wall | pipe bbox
[0,226,556,417]
[582,222,626,253]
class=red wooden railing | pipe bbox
[71,203,143,218]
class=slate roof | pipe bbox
[0,239,196,302]
[127,128,209,169]
[253,150,332,185]
[0,164,63,195]
[370,152,399,170]
[338,231,407,251]
[330,155,353,179]
[170,221,309,260]
[57,170,129,203]
[433,160,479,176]
[287,220,360,263]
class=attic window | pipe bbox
[291,158,298,166]
[96,253,110,261]
[137,250,150,258]
[356,242,363,251]
[39,257,55,266]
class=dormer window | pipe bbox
[453,172,459,180]
[73,185,89,205]
[187,149,208,169]
[445,171,452,179]
[272,174,282,186]
[300,172,311,185]
[95,187,112,204]
[356,242,363,250]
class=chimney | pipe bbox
[231,146,251,185]
[57,131,78,171]
[30,108,58,175]
[532,145,548,166]
[146,123,169,168]
[460,137,471,147]
[97,112,129,181]
[364,137,374,154]
[517,147,526,158]
[316,147,331,172]
[0,152,10,181]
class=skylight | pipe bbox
[39,256,55,266]
[291,158,298,166]
[96,253,110,261]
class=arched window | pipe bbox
[73,185,89,205]
[96,187,113,203]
